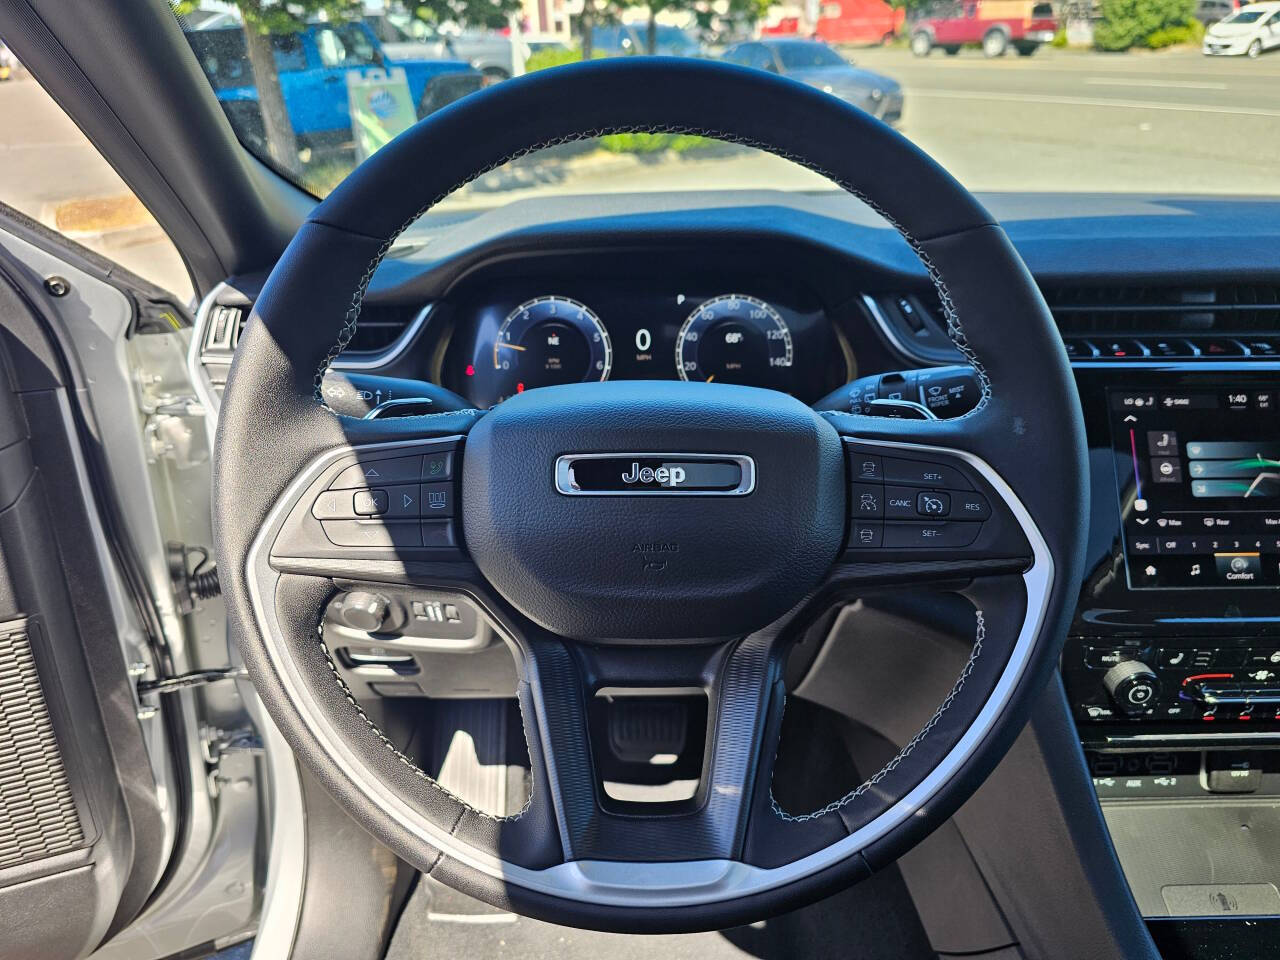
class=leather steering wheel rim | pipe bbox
[213,58,1088,933]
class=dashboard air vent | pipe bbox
[1044,284,1280,337]
[878,285,1280,362]
[201,302,421,359]
[342,304,421,355]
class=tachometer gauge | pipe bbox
[493,296,611,395]
[676,294,793,388]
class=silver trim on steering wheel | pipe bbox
[246,435,1052,908]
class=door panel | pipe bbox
[0,220,181,957]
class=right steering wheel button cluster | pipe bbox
[842,441,1025,561]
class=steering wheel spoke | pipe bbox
[516,629,784,865]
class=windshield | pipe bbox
[171,1,1280,208]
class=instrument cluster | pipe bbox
[442,284,851,407]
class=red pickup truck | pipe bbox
[910,0,1058,56]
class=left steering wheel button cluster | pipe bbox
[274,443,466,561]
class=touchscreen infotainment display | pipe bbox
[1109,387,1280,589]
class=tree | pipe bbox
[176,0,362,176]
[404,0,524,31]
[884,0,937,24]
[577,0,625,59]
[643,0,770,54]
[1093,0,1195,49]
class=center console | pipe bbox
[1061,367,1280,933]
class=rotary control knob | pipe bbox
[338,591,391,632]
[1102,660,1160,716]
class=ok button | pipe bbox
[916,491,950,517]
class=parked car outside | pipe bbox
[184,20,482,149]
[761,0,905,45]
[592,23,705,57]
[722,38,903,123]
[364,11,528,82]
[0,41,14,80]
[909,0,1058,56]
[1195,0,1246,25]
[1202,1,1280,54]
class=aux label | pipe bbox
[621,462,686,487]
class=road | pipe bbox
[3,46,1280,295]
[852,46,1280,194]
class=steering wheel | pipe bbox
[214,58,1086,933]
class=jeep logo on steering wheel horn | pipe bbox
[554,453,756,496]
[621,462,686,487]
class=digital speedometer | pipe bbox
[493,296,611,398]
[675,294,793,388]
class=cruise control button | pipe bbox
[420,482,456,516]
[883,457,972,490]
[353,489,389,516]
[321,520,423,549]
[951,491,991,520]
[847,521,883,550]
[883,521,981,549]
[331,455,422,490]
[916,491,951,517]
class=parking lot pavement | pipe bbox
[848,47,1280,194]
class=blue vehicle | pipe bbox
[184,20,482,149]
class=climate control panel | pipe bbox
[1064,636,1280,725]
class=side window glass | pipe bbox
[0,64,192,299]
[272,33,306,72]
[337,26,378,65]
[314,27,347,68]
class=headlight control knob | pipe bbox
[1102,660,1160,716]
[339,591,391,632]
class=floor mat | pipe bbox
[386,868,936,960]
